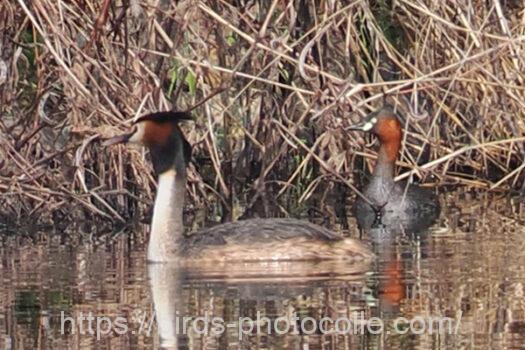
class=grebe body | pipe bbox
[105,112,373,263]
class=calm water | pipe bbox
[1,190,525,349]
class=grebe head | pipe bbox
[347,105,402,163]
[104,111,192,176]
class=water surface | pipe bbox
[1,190,524,349]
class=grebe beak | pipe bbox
[346,118,375,132]
[102,130,134,146]
[346,120,368,132]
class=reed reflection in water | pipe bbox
[1,191,525,349]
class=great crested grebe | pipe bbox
[348,105,440,233]
[104,111,373,263]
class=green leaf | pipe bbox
[185,71,197,96]
[226,32,236,46]
[167,63,179,96]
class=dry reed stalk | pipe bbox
[0,0,524,226]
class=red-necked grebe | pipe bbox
[348,105,440,233]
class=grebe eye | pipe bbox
[127,123,146,144]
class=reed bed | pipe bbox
[1,0,524,226]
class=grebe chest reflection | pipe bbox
[347,106,440,233]
[104,111,373,263]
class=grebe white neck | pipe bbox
[148,168,185,262]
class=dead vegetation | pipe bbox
[1,0,525,226]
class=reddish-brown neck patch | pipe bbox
[375,117,402,162]
[143,121,174,147]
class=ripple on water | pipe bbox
[0,191,524,349]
